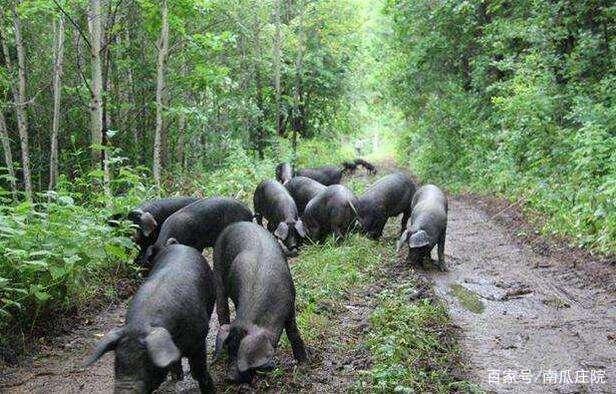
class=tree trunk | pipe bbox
[153,0,169,190]
[253,22,264,159]
[49,16,65,190]
[292,4,305,164]
[177,112,186,170]
[0,4,32,201]
[274,0,283,136]
[0,110,17,199]
[88,0,103,167]
[124,27,138,158]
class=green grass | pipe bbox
[289,234,385,342]
[358,280,478,393]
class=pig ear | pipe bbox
[409,230,430,248]
[274,222,289,240]
[396,230,410,252]
[295,220,307,238]
[84,327,124,366]
[165,237,178,246]
[139,212,158,237]
[237,331,274,372]
[145,327,180,369]
[213,324,231,362]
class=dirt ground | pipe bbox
[427,198,615,393]
[0,166,614,393]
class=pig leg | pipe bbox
[285,313,308,363]
[400,208,411,234]
[188,350,215,393]
[436,229,447,271]
[170,360,183,381]
[332,225,344,242]
[214,272,231,325]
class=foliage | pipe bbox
[383,0,615,253]
[359,282,476,393]
[0,180,141,340]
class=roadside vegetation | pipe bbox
[382,0,615,254]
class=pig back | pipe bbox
[127,244,214,344]
[410,185,447,237]
[360,172,416,215]
[214,222,294,327]
[158,197,253,249]
[285,176,326,214]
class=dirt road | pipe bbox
[0,177,613,393]
[429,198,615,393]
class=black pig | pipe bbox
[341,161,357,174]
[143,197,253,266]
[284,176,326,216]
[354,158,377,175]
[296,166,342,186]
[253,180,306,257]
[110,197,200,266]
[213,222,307,383]
[356,172,417,239]
[396,184,448,271]
[301,184,359,242]
[86,243,216,393]
[275,162,294,184]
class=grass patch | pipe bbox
[358,280,476,393]
[289,235,385,341]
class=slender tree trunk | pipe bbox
[49,16,65,190]
[274,0,283,136]
[177,112,186,170]
[177,43,188,171]
[124,28,138,155]
[253,22,265,159]
[0,5,32,201]
[88,0,103,166]
[153,0,169,190]
[0,110,17,198]
[292,4,305,164]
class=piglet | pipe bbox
[253,180,306,257]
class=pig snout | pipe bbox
[278,237,298,257]
[226,364,254,383]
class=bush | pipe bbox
[384,0,616,254]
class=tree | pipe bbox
[274,0,282,136]
[0,109,17,198]
[0,3,32,201]
[88,0,103,166]
[153,0,169,190]
[49,16,65,190]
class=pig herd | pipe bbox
[88,160,448,393]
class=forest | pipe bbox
[0,0,365,338]
[0,0,613,392]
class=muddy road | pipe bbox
[0,170,614,393]
[429,198,615,393]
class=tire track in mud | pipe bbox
[427,197,616,393]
